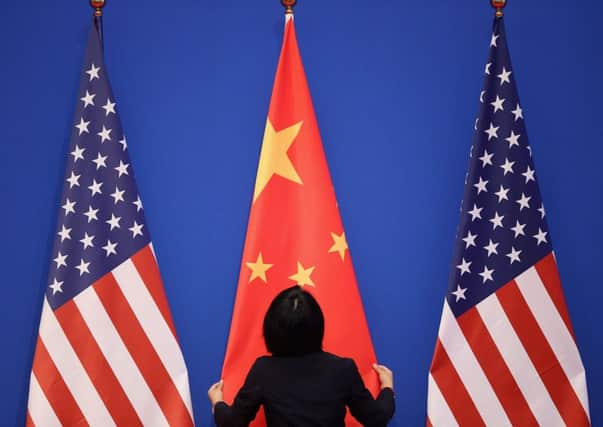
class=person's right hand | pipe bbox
[373,363,394,390]
[208,379,224,409]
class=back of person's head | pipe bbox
[263,286,325,357]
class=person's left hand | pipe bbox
[208,380,224,408]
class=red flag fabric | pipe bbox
[221,15,379,426]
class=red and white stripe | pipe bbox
[428,253,590,426]
[26,245,194,427]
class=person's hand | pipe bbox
[373,363,394,390]
[208,379,224,409]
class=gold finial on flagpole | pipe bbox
[491,0,506,18]
[281,0,297,15]
[90,0,106,17]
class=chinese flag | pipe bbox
[222,15,379,426]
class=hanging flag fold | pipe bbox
[427,15,590,427]
[26,15,194,427]
[221,15,379,427]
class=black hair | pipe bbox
[263,285,325,357]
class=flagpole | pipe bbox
[90,0,106,17]
[281,0,296,15]
[491,0,506,18]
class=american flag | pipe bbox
[26,16,194,426]
[427,16,590,427]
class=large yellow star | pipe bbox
[253,119,304,202]
[245,252,274,284]
[288,261,316,287]
[328,231,349,261]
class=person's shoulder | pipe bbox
[318,353,362,386]
[320,351,351,362]
[252,355,272,368]
[319,352,357,370]
[245,355,274,381]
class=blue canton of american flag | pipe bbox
[447,25,550,316]
[427,16,590,427]
[47,25,148,310]
[26,17,194,426]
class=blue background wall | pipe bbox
[1,1,601,425]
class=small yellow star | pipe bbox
[245,252,274,284]
[253,119,304,202]
[328,231,349,261]
[288,261,316,287]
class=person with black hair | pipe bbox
[208,286,395,427]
